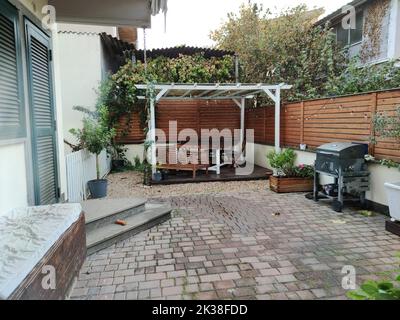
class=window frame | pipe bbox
[335,9,365,48]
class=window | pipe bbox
[335,10,364,48]
[0,0,26,140]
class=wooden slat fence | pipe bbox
[115,89,400,162]
[117,100,240,143]
[246,89,400,162]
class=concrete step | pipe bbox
[82,198,147,233]
[86,203,172,255]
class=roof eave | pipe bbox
[315,0,370,27]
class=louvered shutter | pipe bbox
[0,1,25,139]
[25,20,59,205]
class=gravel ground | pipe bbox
[106,171,268,199]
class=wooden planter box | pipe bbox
[269,176,313,193]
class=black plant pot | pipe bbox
[88,179,108,199]
[153,171,163,182]
[112,159,125,170]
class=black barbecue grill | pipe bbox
[311,142,370,212]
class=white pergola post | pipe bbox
[274,86,281,152]
[263,86,282,152]
[240,97,245,148]
[149,97,157,174]
[149,89,168,174]
[232,98,245,161]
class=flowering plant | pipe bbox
[293,164,314,178]
[267,149,314,178]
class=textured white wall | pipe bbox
[252,143,400,206]
[57,31,103,152]
[125,144,145,163]
[0,143,28,214]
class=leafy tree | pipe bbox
[210,3,347,101]
[70,106,116,180]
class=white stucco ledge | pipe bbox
[0,203,82,300]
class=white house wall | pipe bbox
[57,30,104,152]
[0,143,29,213]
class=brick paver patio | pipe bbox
[70,187,400,300]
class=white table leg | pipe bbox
[216,148,221,175]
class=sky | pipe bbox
[138,0,350,49]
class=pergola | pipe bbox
[135,83,292,173]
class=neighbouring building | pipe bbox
[0,0,163,214]
[316,0,400,64]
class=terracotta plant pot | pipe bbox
[269,176,313,193]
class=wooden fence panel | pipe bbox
[282,102,302,147]
[156,100,199,140]
[374,90,400,161]
[116,89,400,162]
[302,93,373,148]
[117,100,241,143]
[245,108,265,143]
[116,112,145,143]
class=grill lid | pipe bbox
[317,142,368,158]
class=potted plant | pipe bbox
[267,148,314,193]
[373,107,400,222]
[70,106,116,199]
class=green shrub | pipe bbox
[69,106,116,179]
[267,149,314,178]
[267,149,296,176]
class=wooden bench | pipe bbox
[158,163,210,179]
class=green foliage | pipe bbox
[211,4,347,102]
[97,53,234,137]
[139,53,235,83]
[293,164,314,178]
[69,106,116,179]
[347,279,400,300]
[373,106,400,140]
[110,144,128,162]
[267,148,296,176]
[211,3,400,102]
[267,149,313,177]
[326,59,400,97]
[348,254,400,300]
